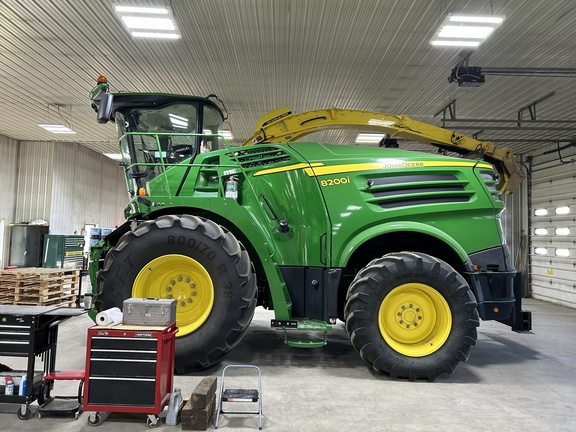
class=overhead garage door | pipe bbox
[530,159,575,307]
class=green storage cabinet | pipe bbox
[42,235,85,269]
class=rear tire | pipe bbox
[344,252,479,381]
[96,215,257,373]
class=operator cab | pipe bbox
[92,88,225,190]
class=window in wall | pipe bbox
[534,208,548,216]
[534,228,548,235]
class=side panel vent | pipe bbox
[364,173,473,210]
[228,146,292,169]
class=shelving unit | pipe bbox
[0,305,85,419]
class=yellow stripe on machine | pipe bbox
[253,162,324,177]
[304,160,493,177]
[253,160,492,178]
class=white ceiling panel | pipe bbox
[0,0,575,156]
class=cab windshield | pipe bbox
[115,102,224,188]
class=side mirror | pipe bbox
[97,92,114,124]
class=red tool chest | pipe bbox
[83,323,177,427]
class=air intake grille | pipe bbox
[478,170,502,201]
[228,146,292,169]
[364,174,472,209]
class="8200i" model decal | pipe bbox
[320,176,351,187]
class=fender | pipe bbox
[337,220,468,268]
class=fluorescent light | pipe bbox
[104,153,123,161]
[449,15,504,24]
[38,124,76,134]
[169,113,188,128]
[218,130,233,140]
[438,26,495,39]
[356,133,386,143]
[114,4,180,39]
[122,16,175,30]
[131,32,180,39]
[431,40,481,47]
[114,6,169,14]
[430,14,505,48]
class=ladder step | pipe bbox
[285,339,326,348]
[222,388,259,402]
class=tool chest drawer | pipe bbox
[89,357,158,377]
[90,336,158,351]
[87,377,156,406]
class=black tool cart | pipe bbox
[0,305,84,419]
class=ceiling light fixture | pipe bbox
[104,153,123,161]
[169,113,189,129]
[114,4,180,39]
[219,130,233,140]
[38,124,76,134]
[355,133,386,144]
[430,14,505,48]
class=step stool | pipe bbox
[37,370,85,419]
[215,365,263,430]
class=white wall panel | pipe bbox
[50,142,126,234]
[0,134,19,269]
[12,140,126,237]
[0,135,19,221]
[14,141,54,223]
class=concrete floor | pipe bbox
[1,297,575,432]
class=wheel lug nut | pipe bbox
[397,312,402,316]
[406,325,410,329]
[190,283,195,288]
[180,301,185,306]
[167,294,173,299]
[418,316,422,320]
[171,280,175,285]
[399,320,404,324]
[409,304,413,308]
[187,298,192,303]
[401,305,406,310]
[178,276,182,282]
[167,287,172,292]
[186,278,190,283]
[191,291,196,296]
[414,323,418,327]
[416,308,420,312]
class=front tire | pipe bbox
[344,252,479,381]
[96,215,257,373]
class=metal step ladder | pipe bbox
[215,365,262,430]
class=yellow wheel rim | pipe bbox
[133,254,214,337]
[378,283,451,357]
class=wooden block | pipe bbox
[181,393,216,431]
[189,376,217,409]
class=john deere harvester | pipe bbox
[88,77,530,381]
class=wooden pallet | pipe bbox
[0,268,80,307]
